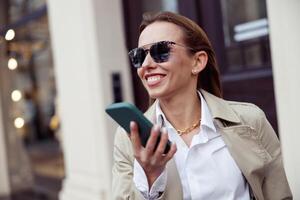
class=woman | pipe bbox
[112,11,292,200]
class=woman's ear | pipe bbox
[191,51,208,75]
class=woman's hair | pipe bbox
[139,11,223,105]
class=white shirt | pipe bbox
[133,92,250,200]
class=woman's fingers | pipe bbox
[152,128,177,165]
[145,125,160,156]
[154,128,169,157]
[130,121,142,154]
[130,122,176,168]
[163,143,177,162]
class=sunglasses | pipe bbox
[128,41,194,68]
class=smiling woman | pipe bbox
[112,11,292,200]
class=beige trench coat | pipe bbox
[112,90,292,200]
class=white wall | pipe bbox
[267,0,300,198]
[47,0,133,199]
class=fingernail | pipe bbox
[130,121,135,128]
[161,127,167,134]
[153,125,160,132]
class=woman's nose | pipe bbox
[141,53,156,68]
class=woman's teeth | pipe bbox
[148,76,161,82]
[146,75,163,85]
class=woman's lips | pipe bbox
[145,74,166,87]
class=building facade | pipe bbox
[0,0,299,199]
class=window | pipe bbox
[142,0,178,13]
[220,0,271,72]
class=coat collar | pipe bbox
[200,89,241,124]
[144,89,241,124]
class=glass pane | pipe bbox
[142,0,178,13]
[244,43,263,68]
[221,0,267,46]
[220,0,271,72]
[1,0,64,195]
[227,48,243,71]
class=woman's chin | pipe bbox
[147,87,170,100]
[144,81,171,99]
[147,89,163,99]
[148,92,160,99]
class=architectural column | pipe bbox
[0,93,10,197]
[47,0,133,199]
[267,0,300,198]
[0,0,10,195]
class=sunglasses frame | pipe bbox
[128,40,195,68]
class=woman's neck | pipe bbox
[159,90,201,131]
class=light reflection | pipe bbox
[5,29,15,41]
[11,90,22,102]
[8,58,18,70]
[14,117,25,129]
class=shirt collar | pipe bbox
[155,91,216,132]
[155,102,170,128]
[198,91,216,132]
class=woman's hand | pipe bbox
[130,121,177,188]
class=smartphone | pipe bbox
[105,102,171,154]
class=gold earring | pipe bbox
[192,70,198,75]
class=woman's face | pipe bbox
[137,21,198,100]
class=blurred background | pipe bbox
[0,0,299,200]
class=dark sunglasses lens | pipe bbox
[150,41,171,63]
[129,48,146,68]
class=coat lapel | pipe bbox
[202,90,270,199]
[201,89,272,166]
[214,122,267,200]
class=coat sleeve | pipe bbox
[112,127,166,200]
[257,110,293,200]
[112,127,145,200]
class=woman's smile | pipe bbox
[145,73,166,87]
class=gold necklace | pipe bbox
[176,120,201,136]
